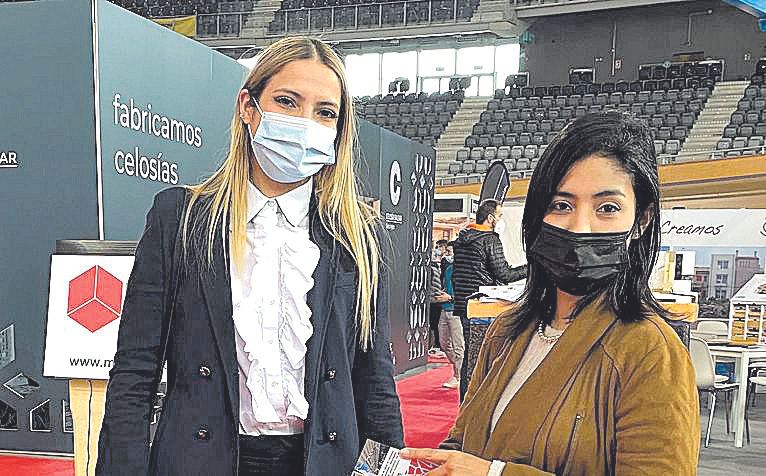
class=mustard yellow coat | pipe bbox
[441,300,700,475]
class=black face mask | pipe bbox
[529,222,631,296]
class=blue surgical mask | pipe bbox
[248,98,337,183]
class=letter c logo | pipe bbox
[390,160,401,206]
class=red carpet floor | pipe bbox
[0,455,73,475]
[0,359,458,474]
[395,356,461,449]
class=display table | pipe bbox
[464,299,698,390]
[708,345,766,447]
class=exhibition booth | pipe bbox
[0,0,435,467]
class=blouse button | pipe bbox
[327,431,337,442]
[326,368,337,380]
[198,366,211,378]
[196,428,210,441]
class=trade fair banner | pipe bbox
[660,209,766,247]
[97,0,246,240]
[43,255,135,380]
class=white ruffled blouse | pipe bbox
[230,178,319,436]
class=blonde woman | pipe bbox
[96,37,403,476]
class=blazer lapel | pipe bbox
[304,209,338,410]
[482,299,618,459]
[198,217,238,418]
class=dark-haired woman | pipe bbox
[403,112,699,475]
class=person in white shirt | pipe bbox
[97,37,403,476]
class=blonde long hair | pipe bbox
[181,37,380,349]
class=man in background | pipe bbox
[428,240,450,357]
[438,242,462,389]
[451,199,527,400]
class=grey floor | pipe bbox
[698,393,766,476]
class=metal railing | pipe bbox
[196,11,249,38]
[513,0,603,6]
[437,167,536,186]
[273,0,471,34]
[657,145,766,164]
[192,0,473,37]
[436,144,766,186]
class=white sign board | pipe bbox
[732,274,766,304]
[43,254,135,379]
[660,209,766,247]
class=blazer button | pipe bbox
[326,368,336,380]
[196,428,210,441]
[199,366,211,378]
[327,431,337,442]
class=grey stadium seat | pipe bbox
[475,160,489,174]
[456,148,469,161]
[510,146,524,160]
[665,140,681,155]
[739,125,755,137]
[694,88,710,100]
[716,138,732,150]
[524,145,538,159]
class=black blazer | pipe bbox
[96,187,403,475]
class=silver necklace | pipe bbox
[537,320,563,343]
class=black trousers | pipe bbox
[429,303,442,347]
[238,433,304,476]
[459,316,470,402]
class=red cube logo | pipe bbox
[67,266,124,333]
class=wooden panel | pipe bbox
[69,379,107,476]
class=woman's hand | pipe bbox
[400,448,492,475]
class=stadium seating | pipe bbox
[92,1,481,36]
[354,90,465,148]
[269,0,481,34]
[106,0,245,18]
[717,73,766,158]
[443,62,721,177]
